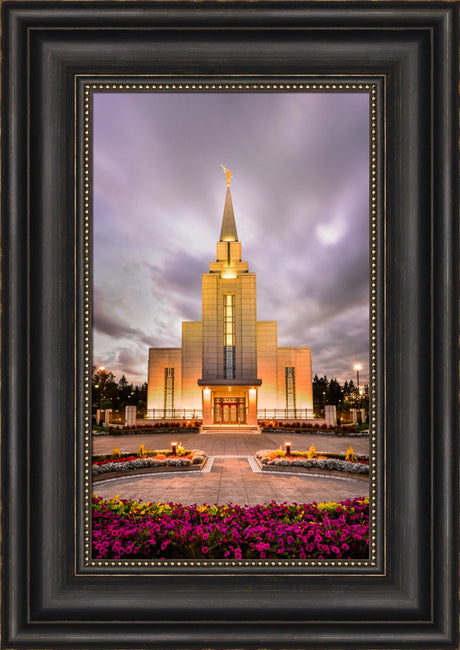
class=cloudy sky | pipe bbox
[93,91,369,387]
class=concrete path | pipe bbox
[92,432,369,506]
[93,431,369,457]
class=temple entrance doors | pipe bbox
[200,387,258,427]
[213,397,246,424]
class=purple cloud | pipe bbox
[93,91,370,385]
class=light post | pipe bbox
[93,383,99,424]
[97,366,107,424]
[98,366,105,411]
[354,363,362,394]
[354,363,362,424]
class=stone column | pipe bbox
[350,408,358,424]
[325,405,337,427]
[125,405,137,426]
[202,388,212,426]
[359,408,367,424]
[247,388,258,426]
[104,409,112,427]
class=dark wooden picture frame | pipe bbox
[2,2,458,648]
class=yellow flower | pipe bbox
[307,444,316,459]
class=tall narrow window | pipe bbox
[223,294,235,379]
[164,367,174,415]
[285,367,296,416]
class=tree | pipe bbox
[312,374,370,419]
[327,378,343,406]
[139,381,148,404]
[340,379,356,409]
[117,374,134,405]
[92,366,115,410]
[130,382,148,415]
[359,384,369,418]
[92,367,149,421]
[312,374,329,417]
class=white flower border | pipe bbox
[92,453,206,476]
[255,450,369,475]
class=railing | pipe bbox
[144,409,203,420]
[257,409,314,420]
[336,411,354,424]
[109,411,125,424]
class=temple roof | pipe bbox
[219,187,238,242]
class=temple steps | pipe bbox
[200,424,261,434]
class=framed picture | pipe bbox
[89,87,373,565]
[2,2,458,649]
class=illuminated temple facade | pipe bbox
[147,172,313,428]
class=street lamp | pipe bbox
[97,366,107,422]
[354,363,362,392]
[354,363,362,424]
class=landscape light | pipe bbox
[171,442,178,455]
[285,442,291,455]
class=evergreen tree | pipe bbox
[117,374,134,406]
[327,378,343,405]
[312,374,328,417]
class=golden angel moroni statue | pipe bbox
[219,164,232,186]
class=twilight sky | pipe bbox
[93,91,369,387]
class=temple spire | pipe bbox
[219,165,238,242]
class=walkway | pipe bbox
[92,432,369,506]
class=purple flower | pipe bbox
[92,496,369,561]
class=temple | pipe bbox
[147,170,313,429]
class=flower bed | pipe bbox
[255,446,369,476]
[260,424,368,437]
[92,496,369,560]
[101,423,201,436]
[92,446,207,479]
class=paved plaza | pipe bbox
[92,431,369,506]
